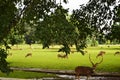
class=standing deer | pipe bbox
[75,54,103,80]
[57,54,68,59]
[25,53,32,57]
[96,51,106,58]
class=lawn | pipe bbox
[0,44,120,78]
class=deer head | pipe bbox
[89,54,103,70]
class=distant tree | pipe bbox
[106,24,120,43]
[23,23,36,48]
[24,33,35,48]
[71,0,120,45]
[9,33,24,46]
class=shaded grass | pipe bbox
[0,44,120,78]
[0,71,57,79]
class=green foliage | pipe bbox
[105,24,120,44]
[105,5,120,43]
[0,0,18,41]
[111,25,120,42]
[73,0,119,39]
[8,32,24,46]
[0,48,12,74]
[23,0,56,24]
[35,6,78,54]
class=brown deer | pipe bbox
[114,51,120,56]
[57,54,68,59]
[96,51,106,58]
[8,53,12,56]
[75,54,103,80]
[71,51,75,53]
[25,53,32,57]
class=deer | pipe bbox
[71,51,75,53]
[57,54,68,59]
[75,54,103,80]
[8,53,12,56]
[96,51,106,58]
[114,51,120,56]
[25,53,32,57]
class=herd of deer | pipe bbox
[8,50,120,58]
[9,49,119,80]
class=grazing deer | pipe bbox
[96,51,105,58]
[71,51,75,53]
[75,54,103,80]
[57,54,68,59]
[107,45,110,48]
[25,53,32,57]
[8,53,12,56]
[114,51,120,56]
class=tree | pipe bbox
[71,0,120,45]
[0,0,57,74]
[105,4,120,43]
[35,5,75,54]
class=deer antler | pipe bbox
[95,56,103,66]
[89,54,103,69]
[89,54,94,66]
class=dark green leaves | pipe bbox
[0,0,17,41]
[0,48,12,74]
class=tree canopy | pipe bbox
[0,0,120,74]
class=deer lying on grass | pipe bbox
[57,54,68,59]
[25,53,32,57]
[96,51,106,58]
[75,54,103,80]
[114,51,120,56]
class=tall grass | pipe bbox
[0,44,120,78]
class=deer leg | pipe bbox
[86,77,88,80]
[86,75,90,80]
[78,76,80,80]
[75,74,78,79]
[75,74,80,80]
[75,75,77,79]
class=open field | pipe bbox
[0,44,120,78]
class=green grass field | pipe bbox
[0,44,120,78]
